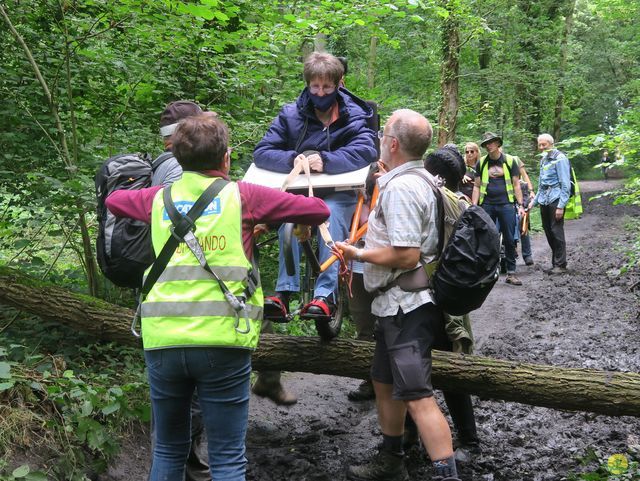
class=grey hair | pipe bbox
[387,109,433,159]
[537,133,555,145]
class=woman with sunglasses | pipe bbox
[460,142,479,198]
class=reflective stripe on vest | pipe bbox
[479,154,515,203]
[142,172,263,350]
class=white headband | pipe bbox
[160,123,178,137]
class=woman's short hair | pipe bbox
[172,115,228,172]
[424,144,466,191]
[303,52,344,86]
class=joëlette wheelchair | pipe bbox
[246,101,380,341]
[245,159,379,342]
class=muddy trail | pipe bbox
[108,180,640,481]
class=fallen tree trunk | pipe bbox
[1,266,639,417]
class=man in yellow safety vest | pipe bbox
[472,131,526,286]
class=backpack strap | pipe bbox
[131,178,229,337]
[151,151,175,172]
[393,169,447,254]
[376,169,445,294]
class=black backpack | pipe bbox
[379,170,501,316]
[431,204,501,315]
[95,152,173,288]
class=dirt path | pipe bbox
[243,180,640,481]
[107,180,640,480]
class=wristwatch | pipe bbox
[356,249,364,263]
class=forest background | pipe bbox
[0,0,639,479]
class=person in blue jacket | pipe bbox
[533,133,572,274]
[253,51,377,321]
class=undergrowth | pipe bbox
[0,311,149,480]
[566,446,640,481]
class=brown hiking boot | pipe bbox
[348,379,375,402]
[346,449,408,481]
[505,274,522,285]
[251,377,297,406]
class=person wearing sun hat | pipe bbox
[472,132,526,286]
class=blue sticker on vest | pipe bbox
[163,198,221,220]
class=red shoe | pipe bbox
[263,293,289,322]
[300,296,335,320]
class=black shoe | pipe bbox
[348,379,375,401]
[550,266,568,274]
[300,295,335,320]
[347,450,408,481]
[524,256,534,266]
[264,292,290,322]
[454,439,481,463]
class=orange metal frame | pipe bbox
[319,185,379,272]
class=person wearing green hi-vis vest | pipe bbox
[472,132,526,286]
[533,133,572,274]
[105,114,330,481]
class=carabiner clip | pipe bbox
[234,309,251,334]
[131,305,142,338]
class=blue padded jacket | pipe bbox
[253,87,377,174]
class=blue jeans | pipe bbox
[481,203,517,274]
[276,192,356,298]
[521,232,532,259]
[145,347,251,481]
[513,213,532,259]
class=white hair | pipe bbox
[537,133,555,145]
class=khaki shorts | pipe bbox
[370,302,448,400]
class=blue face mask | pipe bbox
[309,90,338,112]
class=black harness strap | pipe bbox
[131,179,229,337]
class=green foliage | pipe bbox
[0,315,148,480]
[566,447,640,481]
[619,217,640,274]
[0,0,639,475]
[0,462,48,481]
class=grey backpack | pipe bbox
[95,152,172,288]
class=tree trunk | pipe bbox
[437,1,460,147]
[552,0,577,140]
[478,38,491,108]
[313,33,327,52]
[1,266,639,418]
[367,36,377,90]
[1,4,98,297]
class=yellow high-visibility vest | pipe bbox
[479,154,516,204]
[141,172,263,350]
